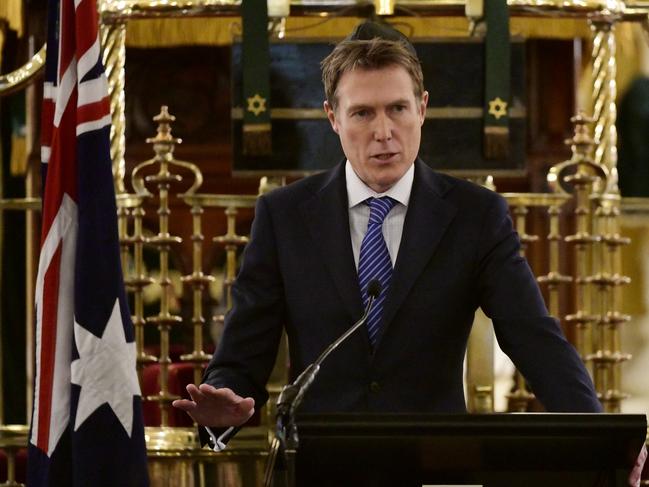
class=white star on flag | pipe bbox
[71,298,141,437]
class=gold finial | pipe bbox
[569,111,593,126]
[547,111,608,194]
[566,111,596,153]
[146,105,182,145]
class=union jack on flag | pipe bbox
[27,0,149,484]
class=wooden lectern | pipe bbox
[291,413,646,487]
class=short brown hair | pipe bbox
[320,38,425,110]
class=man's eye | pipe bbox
[352,110,369,118]
[392,105,406,113]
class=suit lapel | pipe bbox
[376,160,457,348]
[300,163,365,323]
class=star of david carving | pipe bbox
[488,97,508,120]
[247,93,267,117]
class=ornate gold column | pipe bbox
[589,10,620,195]
[100,15,127,193]
[586,4,631,411]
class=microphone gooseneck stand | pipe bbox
[264,280,382,487]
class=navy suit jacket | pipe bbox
[203,159,601,415]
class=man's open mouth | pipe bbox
[372,153,397,160]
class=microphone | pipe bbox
[366,279,382,302]
[268,280,383,487]
[276,279,382,422]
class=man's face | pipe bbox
[324,65,428,193]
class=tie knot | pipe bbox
[367,197,396,225]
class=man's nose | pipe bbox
[373,113,393,141]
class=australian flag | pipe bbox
[27,0,149,484]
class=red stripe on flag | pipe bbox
[58,0,76,82]
[75,0,99,62]
[41,89,79,242]
[36,244,63,452]
[77,97,109,125]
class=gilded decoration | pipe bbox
[246,93,268,117]
[488,96,508,119]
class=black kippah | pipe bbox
[346,20,418,58]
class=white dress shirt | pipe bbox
[345,160,414,269]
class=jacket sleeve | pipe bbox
[475,193,602,412]
[202,194,286,410]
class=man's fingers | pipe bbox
[172,384,255,427]
[199,384,231,396]
[638,444,648,464]
[197,383,217,394]
[197,385,239,403]
[628,445,647,486]
[243,405,255,421]
[172,399,196,412]
[237,397,255,410]
[186,383,206,403]
[198,385,251,408]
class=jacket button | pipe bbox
[369,381,381,393]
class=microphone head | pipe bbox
[367,279,382,298]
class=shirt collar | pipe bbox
[345,160,414,209]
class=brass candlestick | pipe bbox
[141,107,184,426]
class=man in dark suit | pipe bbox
[174,22,602,423]
[173,25,647,484]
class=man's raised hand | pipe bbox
[172,384,255,427]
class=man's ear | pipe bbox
[324,100,339,134]
[419,91,429,126]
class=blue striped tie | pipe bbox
[358,197,397,347]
